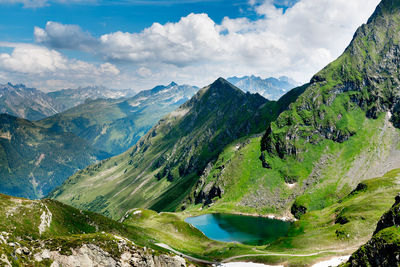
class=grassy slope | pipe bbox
[0,193,176,266]
[2,164,397,267]
[0,114,109,199]
[50,79,306,220]
[123,169,400,266]
[256,0,400,216]
[186,110,400,219]
[50,79,276,219]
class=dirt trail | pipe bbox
[155,243,353,266]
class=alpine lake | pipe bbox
[185,213,292,246]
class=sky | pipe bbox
[0,0,382,92]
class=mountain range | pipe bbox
[227,75,298,100]
[46,85,137,111]
[0,82,198,199]
[47,0,400,265]
[38,82,198,155]
[0,83,136,121]
[49,78,298,218]
[0,83,62,121]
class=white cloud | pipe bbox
[35,21,97,51]
[0,0,94,8]
[2,0,382,91]
[0,42,120,91]
[34,0,381,87]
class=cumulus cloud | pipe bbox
[33,0,381,87]
[0,42,120,90]
[34,22,98,51]
[0,0,382,91]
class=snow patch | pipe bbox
[286,182,296,189]
[35,153,45,166]
[133,210,142,215]
[221,263,283,267]
[39,205,52,235]
[311,255,350,267]
[169,108,189,118]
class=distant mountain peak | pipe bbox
[208,77,243,95]
[168,81,178,87]
[227,75,297,100]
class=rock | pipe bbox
[22,246,30,255]
[34,253,43,262]
[0,254,11,267]
[291,202,307,219]
[15,248,22,255]
[41,249,51,259]
[374,193,400,234]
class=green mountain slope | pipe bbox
[173,0,400,219]
[0,114,109,199]
[49,78,305,219]
[343,194,400,267]
[241,0,400,216]
[0,194,187,266]
[38,83,198,155]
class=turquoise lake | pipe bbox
[185,213,292,246]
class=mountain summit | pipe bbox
[50,78,278,218]
[261,0,400,161]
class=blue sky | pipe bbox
[1,0,296,42]
[0,0,380,91]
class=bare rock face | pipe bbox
[31,235,187,267]
[374,194,400,234]
[37,244,186,267]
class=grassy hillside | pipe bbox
[121,169,400,266]
[217,0,400,218]
[0,194,188,266]
[39,83,198,155]
[186,109,400,218]
[0,114,109,199]
[342,193,400,266]
[49,78,300,219]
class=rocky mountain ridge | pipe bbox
[49,78,283,218]
[38,82,198,155]
[227,75,297,100]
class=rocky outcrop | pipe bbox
[34,243,186,267]
[343,194,400,266]
[374,194,400,235]
[291,203,307,220]
[1,233,187,267]
[191,162,224,207]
